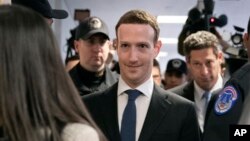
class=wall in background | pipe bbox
[51,0,250,74]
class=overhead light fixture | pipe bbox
[159,37,178,44]
[157,16,187,24]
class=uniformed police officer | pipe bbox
[203,17,250,141]
[69,16,118,96]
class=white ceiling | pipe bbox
[53,0,249,73]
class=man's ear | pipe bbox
[154,40,162,58]
[244,33,249,40]
[243,33,249,48]
[185,56,190,64]
[74,40,80,53]
[217,51,223,64]
[113,38,118,50]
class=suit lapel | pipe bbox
[100,83,121,141]
[183,81,195,102]
[139,85,171,141]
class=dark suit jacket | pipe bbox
[168,81,195,102]
[168,81,222,140]
[168,81,222,115]
[83,82,200,141]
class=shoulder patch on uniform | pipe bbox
[214,85,238,115]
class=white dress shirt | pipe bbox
[194,75,223,132]
[118,76,154,141]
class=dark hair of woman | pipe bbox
[0,4,106,141]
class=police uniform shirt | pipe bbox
[238,92,250,124]
[0,127,8,141]
[69,63,118,96]
[203,63,250,141]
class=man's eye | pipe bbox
[193,63,200,66]
[207,60,212,65]
[120,44,129,48]
[138,44,148,48]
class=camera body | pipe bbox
[178,0,227,55]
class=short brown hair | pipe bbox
[115,9,160,42]
[183,30,220,59]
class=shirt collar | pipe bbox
[194,81,205,100]
[194,74,223,100]
[117,76,154,98]
[210,74,223,93]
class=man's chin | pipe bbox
[200,83,212,91]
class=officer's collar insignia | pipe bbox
[214,85,238,115]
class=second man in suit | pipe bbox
[168,31,224,134]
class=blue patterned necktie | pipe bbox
[121,89,141,141]
[202,91,210,115]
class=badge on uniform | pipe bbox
[214,85,238,115]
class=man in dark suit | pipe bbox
[168,31,224,134]
[83,9,200,141]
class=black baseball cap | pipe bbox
[12,0,68,19]
[75,16,109,40]
[166,58,187,74]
